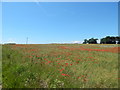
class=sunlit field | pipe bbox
[0,45,2,88]
[2,44,119,88]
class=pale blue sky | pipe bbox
[2,2,118,44]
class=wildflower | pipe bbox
[82,75,84,77]
[48,61,51,63]
[61,73,70,77]
[77,77,81,79]
[44,58,48,61]
[67,59,70,60]
[65,63,68,65]
[57,58,61,59]
[36,55,40,57]
[59,68,64,72]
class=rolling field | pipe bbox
[2,44,119,88]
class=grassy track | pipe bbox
[2,44,119,88]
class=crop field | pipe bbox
[2,44,119,88]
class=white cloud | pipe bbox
[5,41,16,44]
[71,41,81,44]
[3,38,17,44]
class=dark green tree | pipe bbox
[100,36,116,44]
[110,36,116,44]
[87,38,98,44]
[105,36,112,44]
[100,38,106,44]
[116,36,120,44]
[83,39,88,44]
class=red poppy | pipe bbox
[61,73,70,76]
[66,63,68,65]
[36,55,40,57]
[77,77,81,79]
[59,68,64,72]
[48,61,51,63]
[70,64,72,66]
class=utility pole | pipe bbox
[26,37,28,44]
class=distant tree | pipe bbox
[83,39,88,44]
[87,38,98,44]
[110,36,116,44]
[105,36,112,44]
[100,36,116,44]
[4,43,16,45]
[116,36,120,44]
[100,38,106,44]
[84,36,120,44]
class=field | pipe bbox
[0,44,2,88]
[2,44,119,88]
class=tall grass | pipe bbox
[2,44,118,88]
[0,44,2,87]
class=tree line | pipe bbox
[83,36,120,44]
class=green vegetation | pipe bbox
[2,44,118,88]
[83,36,120,44]
[0,44,2,87]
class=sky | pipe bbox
[2,2,118,44]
